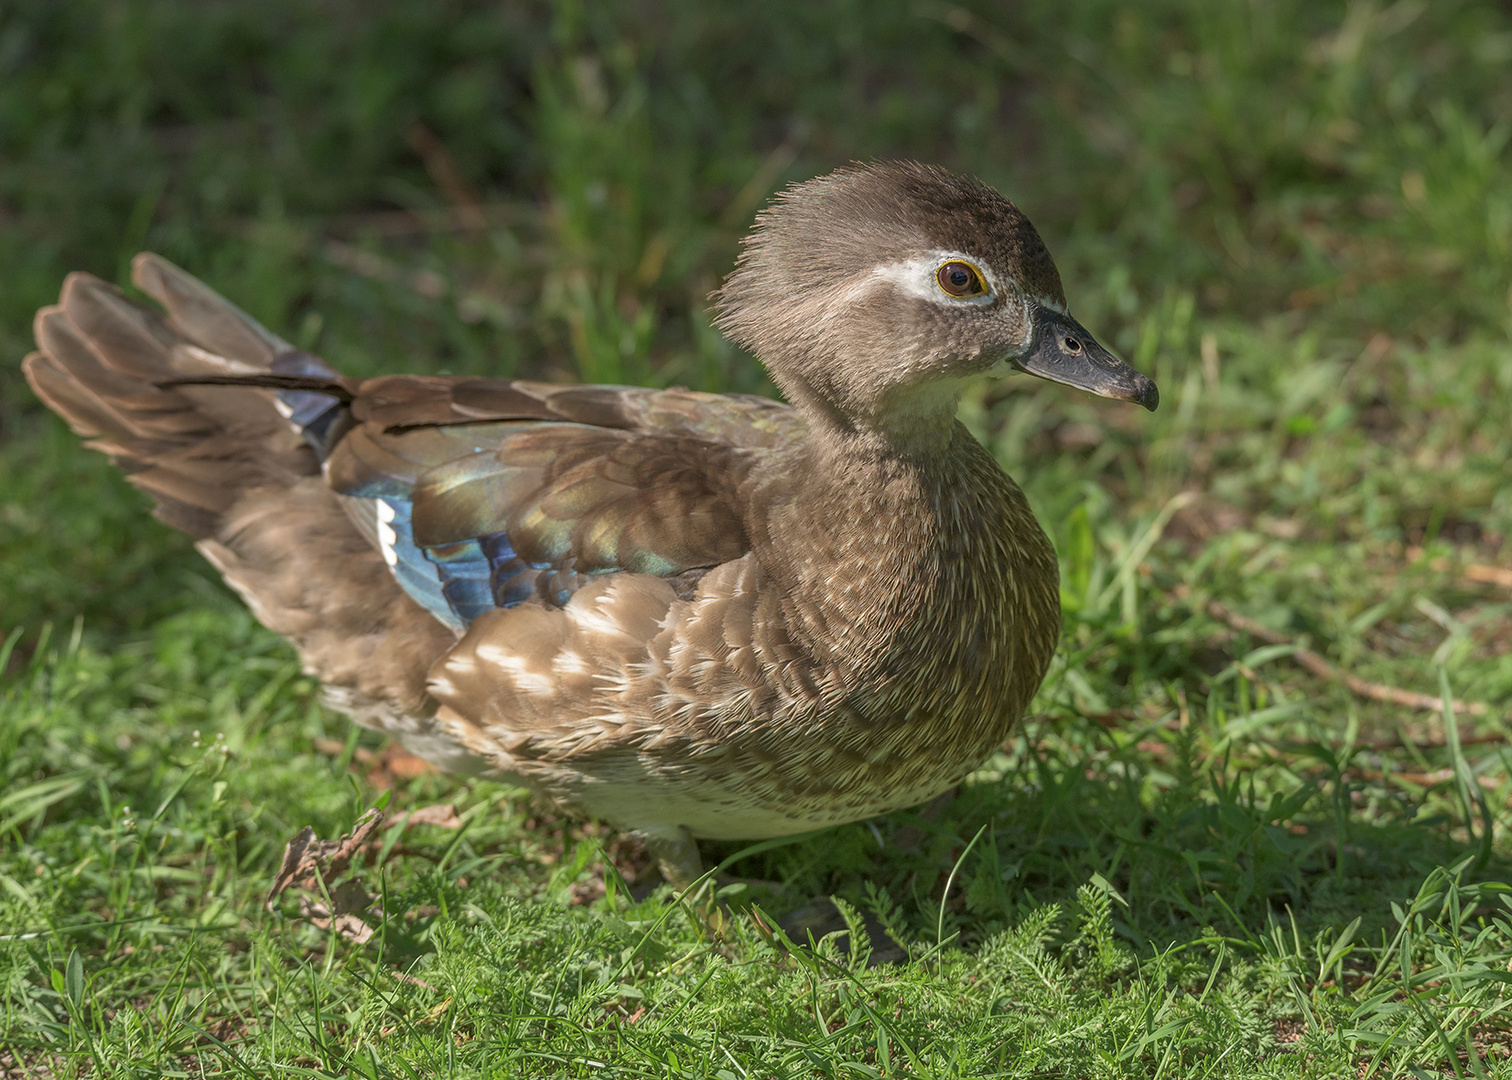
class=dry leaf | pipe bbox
[266,826,320,909]
[329,878,375,915]
[367,745,436,789]
[325,809,384,878]
[406,803,462,829]
[390,971,435,989]
[311,738,434,786]
[265,808,385,910]
[299,896,375,944]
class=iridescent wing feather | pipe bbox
[289,372,802,631]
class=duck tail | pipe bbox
[23,253,355,537]
[24,252,456,728]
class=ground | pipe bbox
[2,0,1511,1075]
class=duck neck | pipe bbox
[768,362,970,459]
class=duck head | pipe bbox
[715,161,1157,443]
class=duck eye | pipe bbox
[935,260,986,298]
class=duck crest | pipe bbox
[23,161,1154,885]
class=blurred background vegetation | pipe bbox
[3,0,1510,633]
[3,0,1512,1073]
[2,0,1510,637]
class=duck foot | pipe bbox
[637,828,905,963]
[779,897,908,967]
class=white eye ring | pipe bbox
[868,251,999,305]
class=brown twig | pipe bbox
[1299,732,1508,755]
[405,123,488,230]
[327,203,525,238]
[1353,732,1505,752]
[1404,546,1512,590]
[1184,588,1492,718]
[1466,563,1512,589]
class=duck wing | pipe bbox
[320,378,798,629]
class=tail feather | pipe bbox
[32,307,213,446]
[25,264,326,537]
[34,306,154,404]
[59,273,184,382]
[23,363,227,542]
[23,252,457,743]
[132,252,293,367]
[24,347,165,454]
[26,258,327,529]
[65,271,307,441]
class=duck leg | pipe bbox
[642,826,706,892]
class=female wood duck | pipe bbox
[24,162,1156,886]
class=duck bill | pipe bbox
[1013,308,1159,411]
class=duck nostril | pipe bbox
[1063,335,1083,354]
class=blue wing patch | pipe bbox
[267,358,614,628]
[374,498,458,628]
[370,497,592,629]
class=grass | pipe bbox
[2,0,1511,1074]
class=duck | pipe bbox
[24,161,1157,888]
